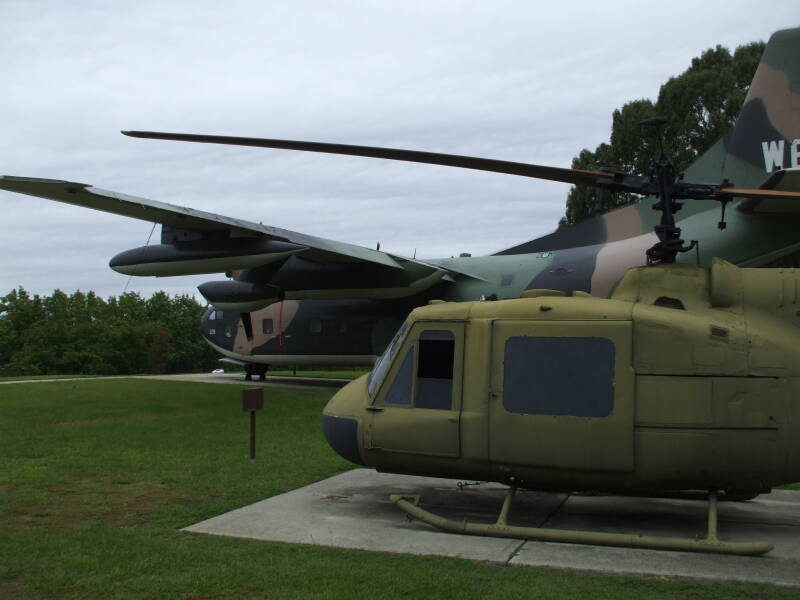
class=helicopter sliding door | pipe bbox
[365,322,465,458]
[489,320,634,472]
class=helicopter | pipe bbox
[1,28,800,381]
[323,257,800,556]
[308,30,800,557]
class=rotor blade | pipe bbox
[717,187,800,201]
[122,130,616,188]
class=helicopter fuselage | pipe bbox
[323,260,800,495]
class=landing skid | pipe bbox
[390,487,772,556]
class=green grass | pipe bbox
[0,379,795,599]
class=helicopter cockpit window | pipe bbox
[383,348,414,405]
[368,321,409,396]
[503,336,614,418]
[415,330,455,410]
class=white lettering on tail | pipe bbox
[792,139,800,168]
[762,140,785,172]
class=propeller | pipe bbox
[122,129,800,264]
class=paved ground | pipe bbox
[184,469,800,587]
[0,373,349,388]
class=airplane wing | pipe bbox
[0,175,483,305]
[0,175,400,268]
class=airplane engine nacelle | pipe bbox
[109,238,305,276]
[197,280,282,312]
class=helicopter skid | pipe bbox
[389,488,773,557]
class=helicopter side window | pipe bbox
[503,336,614,417]
[415,330,455,410]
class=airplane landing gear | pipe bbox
[244,364,269,381]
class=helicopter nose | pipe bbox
[322,376,369,466]
[322,414,365,465]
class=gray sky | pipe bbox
[1,1,795,300]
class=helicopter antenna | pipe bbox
[640,117,697,265]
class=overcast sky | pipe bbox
[1,1,796,300]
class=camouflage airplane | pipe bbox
[1,27,799,378]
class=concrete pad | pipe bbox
[183,469,800,587]
[511,490,800,587]
[185,470,528,562]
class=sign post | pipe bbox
[242,388,265,462]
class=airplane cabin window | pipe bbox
[384,348,414,406]
[503,336,614,417]
[415,330,455,410]
[262,319,273,334]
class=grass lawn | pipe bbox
[0,379,796,599]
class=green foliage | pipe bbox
[560,41,766,227]
[0,287,219,376]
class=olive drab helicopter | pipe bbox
[316,100,800,555]
[2,28,800,555]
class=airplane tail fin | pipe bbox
[496,28,800,256]
[687,27,800,190]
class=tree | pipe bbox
[0,287,219,376]
[559,41,765,227]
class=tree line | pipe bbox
[560,40,765,227]
[0,288,219,376]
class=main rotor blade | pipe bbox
[122,130,616,188]
[717,187,800,200]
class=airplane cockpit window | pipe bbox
[415,330,455,410]
[367,321,409,396]
[503,336,614,417]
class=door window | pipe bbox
[415,330,455,410]
[375,326,460,411]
